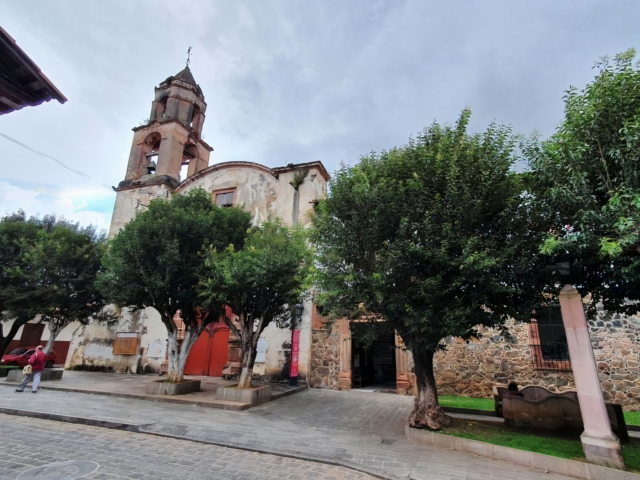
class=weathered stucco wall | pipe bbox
[251,298,313,381]
[66,307,168,374]
[108,184,172,238]
[178,164,326,227]
[2,317,78,343]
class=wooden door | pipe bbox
[209,328,230,377]
[184,326,212,376]
[19,323,45,347]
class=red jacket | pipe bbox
[29,351,47,372]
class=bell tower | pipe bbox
[119,66,213,189]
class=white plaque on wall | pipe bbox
[147,339,167,359]
[255,337,267,363]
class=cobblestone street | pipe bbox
[0,380,574,479]
[0,414,372,480]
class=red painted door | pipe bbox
[209,328,230,377]
[184,327,212,376]
[184,321,230,377]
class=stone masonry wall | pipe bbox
[307,307,640,410]
[309,322,341,389]
[433,306,640,410]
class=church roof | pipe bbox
[172,66,197,86]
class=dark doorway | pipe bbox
[351,330,396,390]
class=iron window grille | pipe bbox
[528,306,571,371]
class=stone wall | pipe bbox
[309,321,341,389]
[308,307,640,410]
[433,307,640,410]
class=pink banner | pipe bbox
[290,329,300,377]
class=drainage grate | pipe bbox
[381,438,395,445]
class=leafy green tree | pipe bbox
[29,223,114,354]
[97,189,251,383]
[312,111,545,429]
[200,219,313,389]
[0,212,69,358]
[1,211,114,361]
[524,48,640,316]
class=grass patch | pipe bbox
[442,419,584,459]
[440,419,640,472]
[439,395,494,411]
[624,442,640,471]
[624,411,640,426]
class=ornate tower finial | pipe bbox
[186,46,192,67]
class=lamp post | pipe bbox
[556,257,624,468]
[289,303,304,387]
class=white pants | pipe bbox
[17,371,42,392]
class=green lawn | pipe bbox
[440,418,640,472]
[625,411,640,426]
[439,395,494,411]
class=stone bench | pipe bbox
[6,368,64,383]
[502,393,629,442]
[492,384,577,417]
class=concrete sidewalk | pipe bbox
[0,371,305,409]
[0,385,572,480]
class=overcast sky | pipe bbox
[1,1,638,233]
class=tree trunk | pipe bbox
[0,318,28,359]
[166,327,198,383]
[408,347,451,430]
[237,341,258,389]
[44,318,64,355]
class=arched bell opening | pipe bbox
[141,132,161,177]
[180,143,198,182]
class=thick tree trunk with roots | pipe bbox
[166,326,198,383]
[408,347,451,430]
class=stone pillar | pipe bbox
[559,284,624,469]
[156,134,183,181]
[338,319,352,390]
[395,332,411,394]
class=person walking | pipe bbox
[15,345,46,393]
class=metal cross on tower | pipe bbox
[186,46,192,66]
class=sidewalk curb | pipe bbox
[0,407,396,480]
[0,380,305,410]
[0,406,143,432]
[405,425,640,480]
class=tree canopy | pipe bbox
[200,219,313,388]
[0,211,105,358]
[28,221,112,353]
[312,110,546,428]
[524,48,640,316]
[97,188,252,382]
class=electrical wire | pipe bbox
[0,132,149,207]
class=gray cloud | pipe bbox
[1,0,638,230]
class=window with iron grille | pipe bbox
[528,307,571,371]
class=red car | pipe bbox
[1,347,57,368]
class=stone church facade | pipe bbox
[65,66,328,383]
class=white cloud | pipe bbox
[0,182,113,235]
